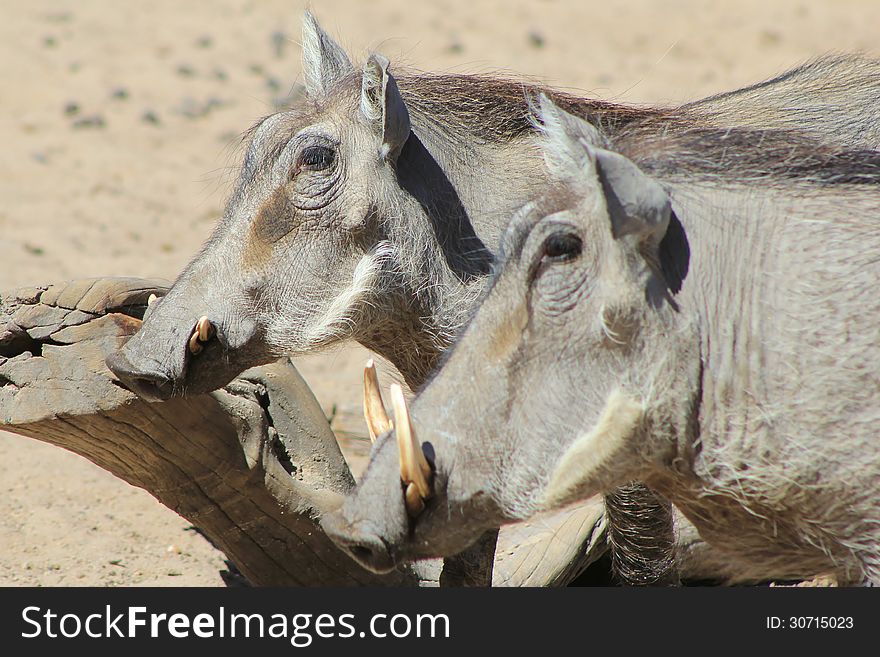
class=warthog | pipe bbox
[106,13,880,584]
[324,95,880,585]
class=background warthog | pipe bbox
[324,96,880,585]
[106,13,880,585]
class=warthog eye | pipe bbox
[298,145,335,172]
[542,232,582,263]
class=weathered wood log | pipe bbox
[0,278,608,587]
[0,278,419,586]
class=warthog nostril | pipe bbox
[339,536,394,573]
[105,351,174,402]
[349,544,379,564]
[323,516,396,574]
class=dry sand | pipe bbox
[1,0,877,586]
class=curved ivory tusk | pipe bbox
[187,331,203,355]
[389,384,432,508]
[188,317,214,355]
[147,293,158,306]
[196,316,214,343]
[404,481,426,516]
[363,359,392,443]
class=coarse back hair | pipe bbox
[396,72,662,145]
[397,68,880,190]
[612,119,880,188]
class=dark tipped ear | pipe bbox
[301,12,353,96]
[658,211,689,295]
[361,53,411,161]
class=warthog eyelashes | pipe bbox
[298,145,336,172]
[531,231,583,282]
[542,232,583,263]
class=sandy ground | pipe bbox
[1,0,878,586]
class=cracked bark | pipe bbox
[1,278,420,586]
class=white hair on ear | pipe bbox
[301,11,353,96]
[529,93,605,178]
[360,54,386,123]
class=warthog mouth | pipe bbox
[106,308,219,402]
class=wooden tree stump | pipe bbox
[0,278,422,586]
[0,278,608,587]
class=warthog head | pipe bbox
[107,13,494,400]
[323,97,697,572]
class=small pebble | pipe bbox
[111,87,129,100]
[42,11,72,24]
[72,114,105,129]
[141,110,160,125]
[63,101,79,116]
[528,30,545,49]
[271,30,287,58]
[195,35,213,49]
[176,96,225,119]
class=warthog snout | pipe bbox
[106,349,176,402]
[107,312,220,402]
[106,293,265,402]
[321,515,397,574]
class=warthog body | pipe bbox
[106,13,880,584]
[680,53,880,150]
[325,96,880,585]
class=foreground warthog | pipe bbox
[106,12,880,584]
[324,96,880,585]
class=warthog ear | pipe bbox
[592,146,691,295]
[301,12,353,96]
[534,93,605,175]
[593,147,671,245]
[536,94,670,249]
[361,53,412,161]
[537,95,688,294]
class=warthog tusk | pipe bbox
[196,316,214,342]
[188,316,214,355]
[404,482,425,516]
[363,359,392,443]
[147,293,158,306]
[389,384,432,516]
[188,331,203,355]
